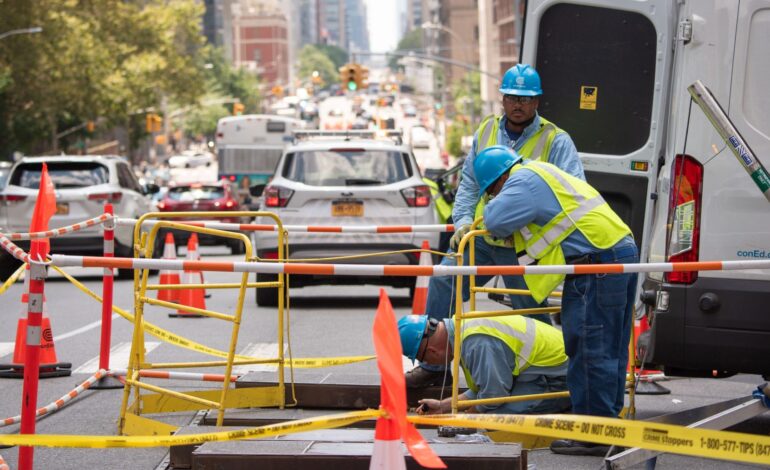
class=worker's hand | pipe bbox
[416,399,443,415]
[449,224,471,251]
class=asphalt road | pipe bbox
[0,248,768,469]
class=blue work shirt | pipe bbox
[445,319,518,413]
[483,160,633,258]
[452,113,585,228]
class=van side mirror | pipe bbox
[250,184,266,197]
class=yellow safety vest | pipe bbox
[423,177,452,223]
[506,161,632,303]
[473,115,564,247]
[458,315,568,394]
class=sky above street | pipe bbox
[365,0,400,53]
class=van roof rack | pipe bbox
[292,129,403,145]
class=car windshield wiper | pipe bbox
[345,178,382,186]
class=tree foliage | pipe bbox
[451,71,483,120]
[389,28,423,70]
[315,44,348,69]
[298,45,338,87]
[0,0,210,159]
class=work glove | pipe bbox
[449,224,471,251]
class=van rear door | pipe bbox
[520,0,677,261]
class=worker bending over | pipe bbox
[398,314,571,415]
[477,145,638,456]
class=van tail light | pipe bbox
[0,194,28,203]
[665,154,703,284]
[262,251,279,259]
[88,192,123,203]
[401,185,431,207]
[263,186,293,208]
[224,199,236,209]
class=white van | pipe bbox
[521,0,770,377]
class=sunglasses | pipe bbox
[503,95,535,105]
[416,318,439,363]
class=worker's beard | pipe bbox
[506,113,536,129]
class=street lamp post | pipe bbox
[422,22,477,127]
[0,27,43,41]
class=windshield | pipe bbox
[10,162,110,188]
[167,186,225,201]
[282,150,411,186]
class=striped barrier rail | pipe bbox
[116,217,456,233]
[48,254,770,277]
[4,214,112,241]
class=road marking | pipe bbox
[232,342,286,374]
[0,342,15,359]
[72,342,160,374]
[55,313,120,342]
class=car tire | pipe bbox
[0,253,23,284]
[255,273,285,307]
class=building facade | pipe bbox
[231,11,290,88]
[478,0,525,114]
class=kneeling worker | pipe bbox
[477,145,639,456]
[398,314,571,415]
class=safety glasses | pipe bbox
[503,95,535,105]
[416,318,439,363]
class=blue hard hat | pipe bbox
[499,64,543,96]
[474,145,522,197]
[398,315,428,363]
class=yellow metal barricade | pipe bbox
[118,212,288,435]
[448,217,637,422]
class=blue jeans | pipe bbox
[420,236,551,372]
[493,362,571,414]
[561,240,638,417]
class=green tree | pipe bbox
[298,45,338,87]
[389,28,423,70]
[451,71,483,122]
[316,44,348,69]
[183,102,230,138]
[446,118,472,157]
[0,0,209,159]
[203,47,261,113]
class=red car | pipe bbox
[157,180,247,254]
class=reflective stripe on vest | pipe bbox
[508,161,632,302]
[458,316,568,393]
[475,116,562,248]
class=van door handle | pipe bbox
[341,191,354,196]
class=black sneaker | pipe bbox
[550,439,611,456]
[404,366,452,388]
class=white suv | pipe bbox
[0,155,159,279]
[252,131,439,306]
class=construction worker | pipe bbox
[407,63,583,389]
[477,145,638,456]
[398,314,571,415]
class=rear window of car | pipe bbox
[167,186,225,201]
[281,150,412,186]
[10,162,109,188]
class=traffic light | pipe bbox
[340,63,358,91]
[86,120,95,133]
[271,85,284,97]
[145,113,162,133]
[356,65,369,90]
[233,102,245,115]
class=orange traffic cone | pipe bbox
[0,265,72,379]
[188,233,210,299]
[157,232,181,303]
[631,316,670,395]
[169,236,205,318]
[411,240,431,315]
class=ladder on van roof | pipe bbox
[292,129,403,145]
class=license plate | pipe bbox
[55,203,69,215]
[331,200,363,217]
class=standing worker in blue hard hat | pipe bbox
[476,145,638,456]
[407,63,584,389]
[397,314,571,415]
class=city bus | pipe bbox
[215,114,306,201]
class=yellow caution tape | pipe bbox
[0,262,25,296]
[409,413,770,466]
[0,409,380,448]
[53,266,374,368]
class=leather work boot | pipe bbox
[405,366,452,388]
